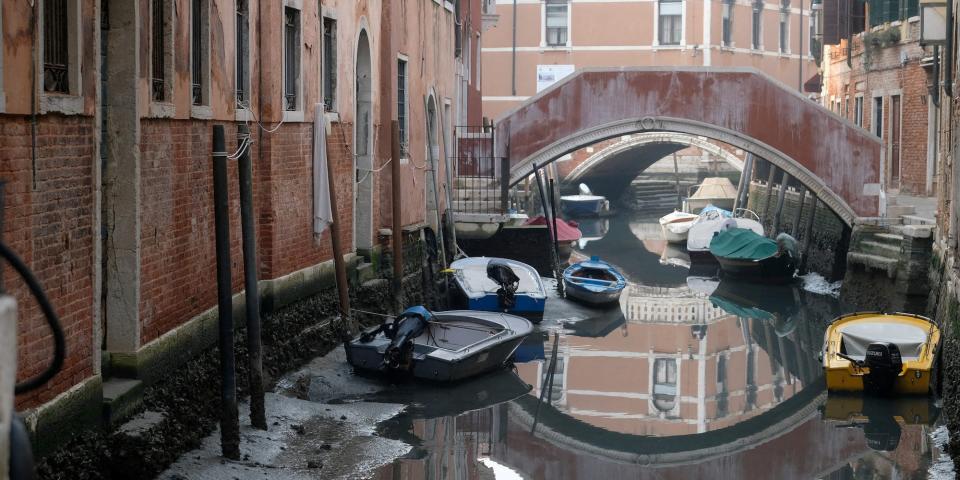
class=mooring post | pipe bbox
[532,164,558,281]
[792,186,807,237]
[734,153,754,211]
[762,162,778,226]
[672,152,682,210]
[772,171,790,236]
[326,124,352,333]
[800,194,819,273]
[212,125,240,459]
[391,121,404,311]
[549,179,564,296]
[236,124,266,430]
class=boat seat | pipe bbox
[568,276,616,286]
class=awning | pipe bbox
[804,73,823,93]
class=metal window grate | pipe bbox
[284,8,300,111]
[722,1,733,46]
[191,0,204,105]
[323,17,337,111]
[43,0,69,93]
[151,0,165,101]
[752,1,763,49]
[453,125,510,215]
[236,0,248,104]
[397,59,408,157]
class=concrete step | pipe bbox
[455,188,502,201]
[102,378,144,427]
[893,224,934,239]
[859,240,901,257]
[886,204,916,217]
[455,177,499,189]
[874,232,905,243]
[902,215,935,226]
[356,262,377,284]
[847,252,899,278]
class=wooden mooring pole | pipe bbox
[391,121,404,310]
[772,171,790,236]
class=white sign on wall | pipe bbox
[536,64,575,93]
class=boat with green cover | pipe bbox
[709,228,798,283]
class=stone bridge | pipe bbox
[494,67,883,225]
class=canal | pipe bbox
[367,208,950,479]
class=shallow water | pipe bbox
[370,210,949,480]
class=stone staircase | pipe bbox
[887,193,936,228]
[624,178,688,210]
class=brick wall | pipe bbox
[1,115,97,409]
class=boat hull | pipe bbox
[561,196,606,217]
[686,197,735,213]
[563,282,624,305]
[450,257,547,321]
[661,224,692,243]
[345,310,533,382]
[824,366,932,395]
[715,252,797,284]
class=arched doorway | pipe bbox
[354,30,373,251]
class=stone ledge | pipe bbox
[22,375,103,458]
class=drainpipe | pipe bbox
[799,0,804,92]
[511,0,517,96]
[945,0,953,98]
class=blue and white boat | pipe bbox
[562,256,627,306]
[449,257,547,319]
[560,183,609,217]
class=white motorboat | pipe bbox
[658,211,699,243]
[687,208,763,259]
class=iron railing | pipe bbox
[235,0,248,104]
[191,0,203,105]
[453,126,510,215]
[151,0,166,101]
[43,0,69,93]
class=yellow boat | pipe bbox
[822,312,940,395]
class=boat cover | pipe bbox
[690,178,737,201]
[709,228,778,260]
[840,322,928,360]
[524,215,582,242]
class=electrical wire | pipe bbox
[1,241,66,395]
[237,99,285,134]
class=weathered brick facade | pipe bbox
[1,115,97,408]
[822,19,935,196]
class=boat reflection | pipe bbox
[576,217,610,248]
[709,280,802,337]
[660,242,691,269]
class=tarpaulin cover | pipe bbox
[709,228,778,260]
[840,322,927,360]
[525,215,582,242]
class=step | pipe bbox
[893,224,934,239]
[455,177,499,189]
[901,215,935,226]
[356,262,377,284]
[874,232,905,243]
[886,204,916,217]
[102,378,144,427]
[847,252,899,278]
[455,188,502,201]
[858,240,901,257]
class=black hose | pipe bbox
[0,241,66,395]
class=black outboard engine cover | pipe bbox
[383,307,431,371]
[486,260,520,310]
[863,342,903,395]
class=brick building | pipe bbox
[0,0,480,451]
[820,10,938,197]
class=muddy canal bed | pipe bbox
[161,210,954,479]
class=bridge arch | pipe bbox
[564,132,745,187]
[495,68,883,226]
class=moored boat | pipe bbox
[560,194,608,217]
[685,177,738,213]
[449,257,547,319]
[562,256,627,306]
[821,312,940,395]
[709,229,798,283]
[687,207,763,259]
[346,306,533,382]
[524,215,582,260]
[658,210,699,243]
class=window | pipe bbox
[323,17,337,111]
[283,7,300,111]
[150,0,171,102]
[43,0,72,94]
[844,96,850,118]
[873,96,883,138]
[191,0,208,106]
[653,358,678,412]
[752,0,763,49]
[545,0,568,47]
[779,4,789,53]
[722,0,733,46]
[659,0,682,45]
[236,0,249,104]
[854,96,864,127]
[397,58,409,157]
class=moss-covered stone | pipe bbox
[25,376,103,458]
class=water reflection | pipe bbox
[373,211,943,479]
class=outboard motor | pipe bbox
[486,259,520,311]
[383,306,431,371]
[863,342,903,395]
